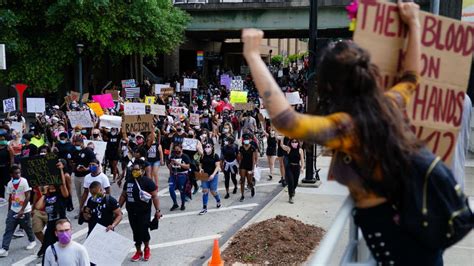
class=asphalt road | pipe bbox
[0,153,283,266]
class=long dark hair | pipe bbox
[317,41,421,205]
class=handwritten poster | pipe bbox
[121,79,136,88]
[150,104,166,116]
[92,94,115,109]
[230,91,248,103]
[190,113,200,126]
[233,103,254,111]
[230,80,244,91]
[20,154,61,186]
[145,96,155,105]
[354,0,474,163]
[220,74,232,89]
[122,115,154,133]
[84,140,107,163]
[124,103,146,115]
[87,102,104,117]
[67,111,94,128]
[169,106,184,117]
[182,138,198,151]
[26,98,46,113]
[183,78,198,89]
[285,92,303,105]
[3,97,16,113]
[99,115,122,129]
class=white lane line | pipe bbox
[157,187,169,196]
[12,255,37,266]
[452,245,474,250]
[129,234,221,252]
[160,182,279,197]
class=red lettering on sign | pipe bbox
[383,5,398,37]
[414,126,455,161]
[415,85,464,127]
[374,3,386,34]
[422,16,437,48]
[359,0,377,30]
[420,54,440,79]
[412,84,427,122]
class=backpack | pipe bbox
[400,148,473,249]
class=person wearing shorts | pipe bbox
[237,134,257,202]
[198,143,221,215]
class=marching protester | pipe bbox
[0,165,36,257]
[265,128,277,181]
[71,136,96,218]
[279,138,304,203]
[183,129,203,195]
[43,219,90,266]
[168,144,191,211]
[79,159,111,219]
[221,136,239,199]
[119,160,161,262]
[103,127,121,183]
[240,1,458,264]
[237,133,257,202]
[198,143,221,215]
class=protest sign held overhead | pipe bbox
[87,102,104,117]
[233,103,254,111]
[190,113,200,125]
[20,154,61,187]
[124,103,146,115]
[182,138,198,151]
[125,87,140,99]
[26,98,46,113]
[92,94,115,108]
[230,80,244,91]
[145,96,155,105]
[183,78,198,89]
[230,91,248,103]
[220,74,232,89]
[154,84,168,94]
[354,0,474,163]
[122,115,154,133]
[84,140,107,164]
[121,79,136,88]
[285,92,303,105]
[67,111,94,128]
[3,97,16,113]
[150,104,166,116]
[100,115,122,129]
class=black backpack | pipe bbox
[401,148,474,249]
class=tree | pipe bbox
[0,0,189,93]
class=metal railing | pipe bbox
[173,0,310,4]
[308,196,375,266]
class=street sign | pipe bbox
[0,44,5,70]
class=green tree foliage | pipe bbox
[0,0,189,93]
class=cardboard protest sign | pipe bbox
[3,97,16,113]
[230,80,244,91]
[220,74,232,89]
[105,90,120,100]
[100,115,122,129]
[150,104,166,116]
[285,92,303,105]
[121,79,136,88]
[68,91,89,103]
[182,138,198,151]
[122,115,154,133]
[125,87,140,99]
[230,91,248,103]
[67,111,94,128]
[85,140,107,163]
[124,103,146,115]
[26,98,46,113]
[92,94,115,108]
[145,96,155,105]
[20,154,61,186]
[169,106,184,117]
[233,103,254,111]
[160,88,174,96]
[183,78,198,89]
[354,0,474,163]
[190,113,200,126]
[87,103,104,117]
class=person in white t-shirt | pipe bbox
[0,165,36,257]
[79,159,111,213]
[44,219,90,266]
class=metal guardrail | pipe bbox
[308,196,375,266]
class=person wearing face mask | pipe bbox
[80,159,111,216]
[219,122,233,146]
[265,128,278,180]
[182,130,203,195]
[119,160,161,262]
[145,128,163,185]
[83,181,122,236]
[198,144,222,215]
[55,132,74,162]
[8,130,22,165]
[167,144,191,211]
[237,134,258,202]
[35,161,69,257]
[71,136,97,219]
[30,129,46,148]
[71,126,87,141]
[280,139,305,204]
[20,134,38,159]
[0,165,37,257]
[221,137,239,199]
[0,130,14,203]
[103,128,121,183]
[43,219,90,266]
[90,129,102,141]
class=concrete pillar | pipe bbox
[164,47,180,79]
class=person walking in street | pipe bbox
[221,136,239,199]
[119,160,161,262]
[198,143,222,215]
[79,159,111,217]
[237,133,257,202]
[0,165,37,257]
[265,128,277,181]
[280,139,304,203]
[0,129,14,203]
[43,219,90,266]
[168,144,191,211]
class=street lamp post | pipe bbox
[76,43,84,106]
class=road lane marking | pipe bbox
[130,234,222,252]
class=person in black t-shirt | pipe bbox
[119,160,160,262]
[198,143,221,215]
[103,128,121,183]
[55,132,74,163]
[71,136,96,217]
[83,181,122,235]
[167,144,191,211]
[237,134,258,202]
[20,134,38,158]
[220,136,239,199]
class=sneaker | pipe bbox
[278,179,283,184]
[232,187,237,194]
[251,187,255,197]
[216,202,221,208]
[0,248,8,257]
[199,209,207,215]
[131,251,142,262]
[267,175,273,181]
[170,204,179,211]
[143,247,151,261]
[180,205,185,211]
[26,241,36,250]
[239,196,244,202]
[13,228,25,238]
[315,180,322,187]
[289,197,294,204]
[224,193,230,199]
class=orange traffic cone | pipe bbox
[209,239,224,266]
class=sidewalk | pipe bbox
[222,156,474,265]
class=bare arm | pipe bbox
[398,0,421,74]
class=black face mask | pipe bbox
[93,134,99,138]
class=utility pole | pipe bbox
[302,0,319,184]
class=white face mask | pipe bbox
[223,128,229,133]
[224,141,229,145]
[243,140,250,145]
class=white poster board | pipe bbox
[0,44,5,70]
[84,140,107,163]
[169,106,184,117]
[26,98,46,113]
[10,121,22,134]
[183,78,198,89]
[230,80,244,91]
[83,224,134,266]
[182,138,198,151]
[67,111,94,128]
[154,84,168,94]
[3,97,16,113]
[285,92,303,105]
[260,109,270,119]
[99,115,122,129]
[150,104,166,116]
[124,103,146,115]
